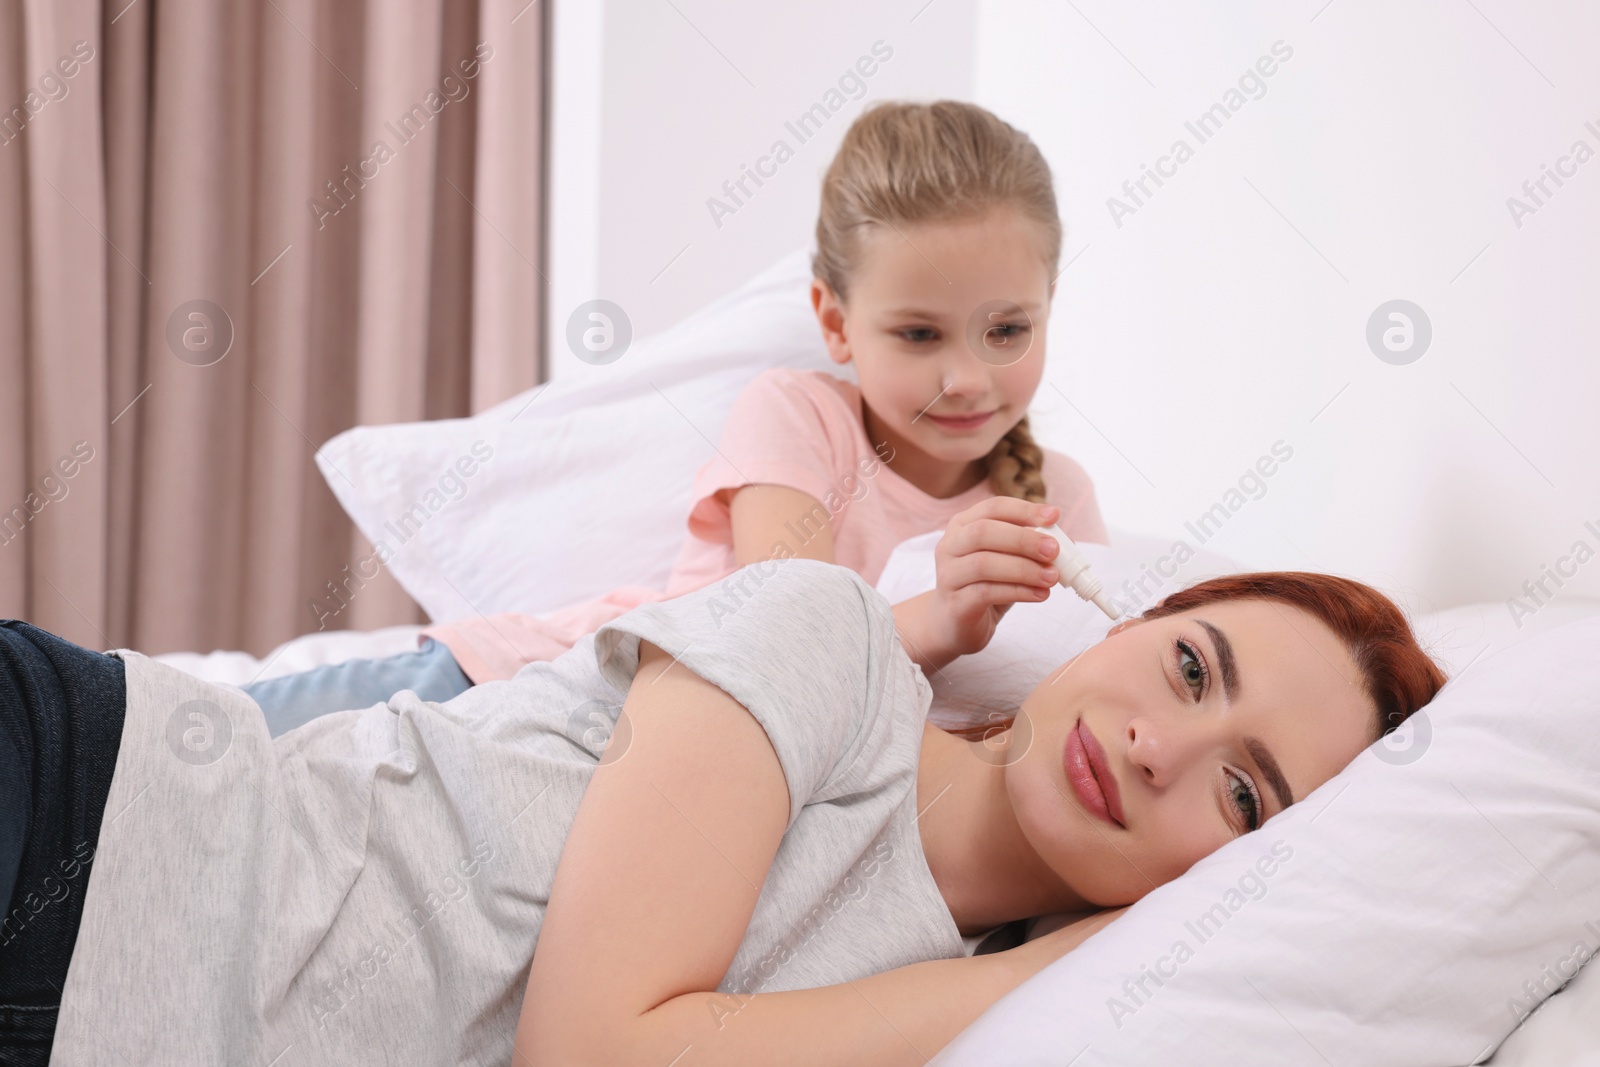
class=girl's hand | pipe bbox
[926,498,1063,660]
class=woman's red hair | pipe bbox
[945,571,1448,747]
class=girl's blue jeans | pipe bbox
[242,637,472,737]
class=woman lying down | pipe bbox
[0,529,1445,1065]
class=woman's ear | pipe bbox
[1106,616,1142,638]
[810,278,852,366]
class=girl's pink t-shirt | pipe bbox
[424,368,1110,684]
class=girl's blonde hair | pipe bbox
[812,100,1061,504]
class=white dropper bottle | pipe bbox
[1034,525,1122,621]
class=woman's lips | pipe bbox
[1064,719,1127,828]
[923,410,995,432]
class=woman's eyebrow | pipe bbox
[1245,736,1295,810]
[1195,619,1239,702]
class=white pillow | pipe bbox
[872,528,1244,731]
[932,611,1600,1066]
[315,248,836,623]
[1487,946,1600,1064]
[1410,597,1600,678]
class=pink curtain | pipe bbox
[0,0,547,656]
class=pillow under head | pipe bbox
[932,613,1600,1066]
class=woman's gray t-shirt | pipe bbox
[53,559,967,1065]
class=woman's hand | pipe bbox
[924,498,1064,661]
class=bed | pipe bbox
[154,250,1600,1065]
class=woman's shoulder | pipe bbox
[601,559,908,730]
[639,558,887,652]
[595,559,912,808]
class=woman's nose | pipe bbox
[1126,715,1208,789]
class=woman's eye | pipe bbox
[1175,639,1207,699]
[1226,768,1262,832]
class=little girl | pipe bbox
[246,99,1109,732]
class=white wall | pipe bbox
[546,0,606,381]
[974,0,1600,613]
[548,0,978,378]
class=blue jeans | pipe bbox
[0,620,127,1064]
[242,637,472,737]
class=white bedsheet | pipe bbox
[153,623,426,687]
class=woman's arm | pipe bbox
[726,483,835,566]
[514,638,1120,1066]
[587,908,1118,1067]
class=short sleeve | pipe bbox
[684,370,856,545]
[1042,449,1110,545]
[592,558,891,831]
